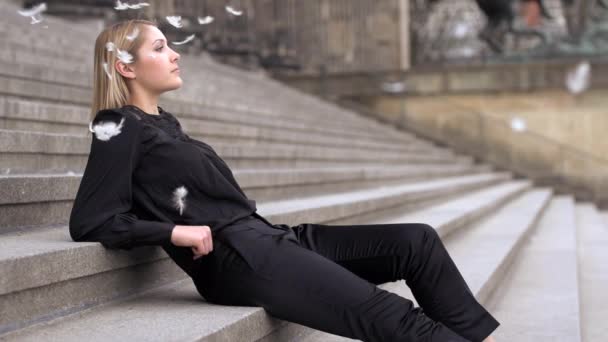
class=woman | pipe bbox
[69,19,500,342]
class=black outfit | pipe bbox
[69,105,500,342]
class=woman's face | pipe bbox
[118,25,182,94]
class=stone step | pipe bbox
[0,129,469,174]
[484,196,582,342]
[0,95,417,147]
[0,72,406,142]
[0,163,494,230]
[0,46,401,139]
[0,40,90,73]
[0,53,92,87]
[296,185,551,342]
[0,42,403,138]
[0,43,386,135]
[0,2,100,38]
[0,47,332,128]
[0,174,517,340]
[0,96,426,152]
[0,7,405,138]
[575,203,608,342]
[0,27,92,60]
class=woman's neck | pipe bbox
[127,93,159,115]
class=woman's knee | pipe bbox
[398,223,440,243]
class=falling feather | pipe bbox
[198,16,214,25]
[172,186,188,215]
[172,34,195,45]
[114,1,149,10]
[105,41,116,52]
[116,49,133,64]
[166,16,183,28]
[102,62,112,79]
[126,27,140,41]
[30,14,44,24]
[17,2,47,17]
[381,81,406,93]
[450,22,473,39]
[510,117,527,132]
[90,118,125,141]
[225,5,243,16]
[114,0,129,10]
[128,2,149,9]
[565,61,591,95]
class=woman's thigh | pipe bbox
[193,232,460,341]
[290,221,442,285]
[195,232,376,306]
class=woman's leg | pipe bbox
[194,230,471,342]
[289,221,500,342]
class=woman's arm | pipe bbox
[69,109,175,250]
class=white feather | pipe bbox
[114,0,129,10]
[90,118,125,141]
[381,81,406,93]
[102,62,112,80]
[198,16,214,25]
[116,49,134,64]
[166,16,183,28]
[30,14,44,24]
[172,34,195,46]
[128,2,149,9]
[105,41,116,52]
[225,5,243,16]
[126,27,140,41]
[566,61,591,95]
[172,186,188,215]
[17,3,47,17]
[510,117,527,132]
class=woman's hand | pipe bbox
[170,225,214,260]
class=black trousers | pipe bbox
[192,215,500,342]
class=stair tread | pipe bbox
[0,172,509,265]
[1,180,532,341]
[258,172,509,215]
[575,203,608,342]
[488,196,582,342]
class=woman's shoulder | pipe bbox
[92,107,142,125]
[89,107,145,142]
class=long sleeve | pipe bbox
[69,109,175,250]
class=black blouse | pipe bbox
[69,104,273,277]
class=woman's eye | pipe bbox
[156,46,163,51]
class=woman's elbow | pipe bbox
[68,221,132,250]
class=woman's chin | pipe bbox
[168,80,183,91]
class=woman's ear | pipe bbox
[115,60,136,80]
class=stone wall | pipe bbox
[276,59,608,98]
[351,90,608,207]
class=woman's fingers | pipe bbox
[189,225,214,260]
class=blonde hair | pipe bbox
[90,19,158,121]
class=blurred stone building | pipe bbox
[30,0,411,74]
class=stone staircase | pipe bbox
[1,3,607,342]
